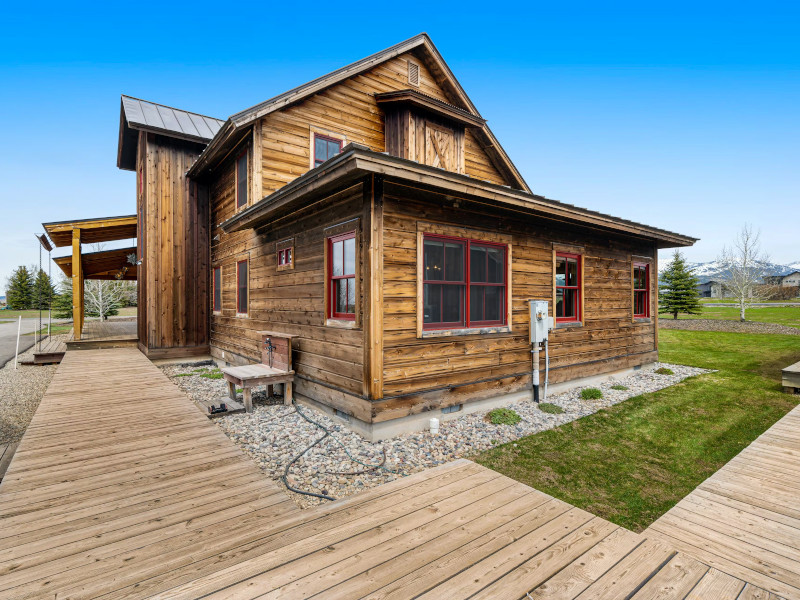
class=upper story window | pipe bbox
[633,263,650,318]
[422,235,506,330]
[314,133,342,167]
[236,259,248,316]
[328,232,356,320]
[212,266,222,313]
[235,150,248,208]
[555,252,581,323]
[278,248,292,267]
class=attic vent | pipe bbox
[408,61,420,87]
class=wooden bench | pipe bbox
[222,331,297,413]
[782,360,800,394]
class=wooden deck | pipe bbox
[0,347,795,598]
[646,403,800,599]
[31,335,67,364]
[65,318,138,350]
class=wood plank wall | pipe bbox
[257,52,507,197]
[139,133,209,356]
[209,168,372,419]
[372,182,658,422]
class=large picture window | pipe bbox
[212,266,221,313]
[423,235,506,329]
[633,262,650,318]
[328,232,356,320]
[235,150,248,208]
[555,252,581,322]
[236,259,248,316]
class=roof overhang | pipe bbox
[117,96,224,171]
[54,247,138,281]
[374,89,486,127]
[43,215,137,248]
[187,34,530,192]
[221,144,697,249]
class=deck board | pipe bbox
[646,403,800,599]
[0,347,792,599]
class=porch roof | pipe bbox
[53,247,138,281]
[42,215,137,248]
[221,143,698,249]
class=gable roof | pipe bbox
[117,96,225,171]
[186,34,530,192]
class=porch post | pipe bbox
[72,228,83,340]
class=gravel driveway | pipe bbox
[659,319,800,335]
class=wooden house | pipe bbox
[117,34,696,438]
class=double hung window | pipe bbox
[555,253,581,322]
[314,134,343,167]
[633,263,650,318]
[328,232,356,319]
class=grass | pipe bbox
[475,329,800,532]
[23,324,73,336]
[654,367,674,375]
[0,309,47,319]
[580,387,603,400]
[538,403,565,414]
[661,305,800,328]
[610,384,629,391]
[488,408,522,425]
[193,367,223,380]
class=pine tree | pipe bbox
[32,269,56,310]
[659,251,703,319]
[52,275,74,319]
[5,266,33,310]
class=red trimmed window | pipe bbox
[236,260,248,315]
[212,266,221,312]
[314,134,343,167]
[328,232,356,319]
[633,263,649,318]
[555,253,581,322]
[422,235,506,329]
[277,248,292,267]
[235,150,248,208]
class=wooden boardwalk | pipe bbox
[646,403,800,599]
[32,319,139,364]
[0,347,794,598]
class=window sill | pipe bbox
[633,317,652,324]
[235,313,249,318]
[326,318,357,329]
[420,325,511,339]
[555,321,583,329]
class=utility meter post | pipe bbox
[529,300,553,403]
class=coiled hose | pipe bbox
[280,401,405,501]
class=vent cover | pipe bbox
[408,61,420,87]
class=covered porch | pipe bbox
[42,215,137,342]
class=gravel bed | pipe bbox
[659,318,800,335]
[0,336,64,443]
[162,361,710,509]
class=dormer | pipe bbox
[376,89,486,175]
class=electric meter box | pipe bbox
[529,300,553,344]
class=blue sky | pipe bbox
[1,1,798,288]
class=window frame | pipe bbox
[327,231,357,321]
[236,259,249,317]
[212,266,222,314]
[554,251,583,324]
[421,233,508,331]
[313,133,343,168]
[276,238,294,272]
[235,149,248,209]
[633,261,650,319]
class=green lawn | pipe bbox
[474,329,800,532]
[23,324,74,336]
[0,309,47,319]
[662,305,800,327]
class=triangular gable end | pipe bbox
[190,34,529,192]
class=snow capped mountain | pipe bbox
[659,259,800,283]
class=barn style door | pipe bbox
[425,122,454,171]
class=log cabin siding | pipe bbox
[209,163,369,406]
[256,53,509,198]
[373,181,657,421]
[138,132,209,356]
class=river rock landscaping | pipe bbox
[161,361,710,508]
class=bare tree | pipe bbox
[717,225,773,322]
[84,279,124,320]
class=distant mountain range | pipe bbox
[659,259,800,284]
